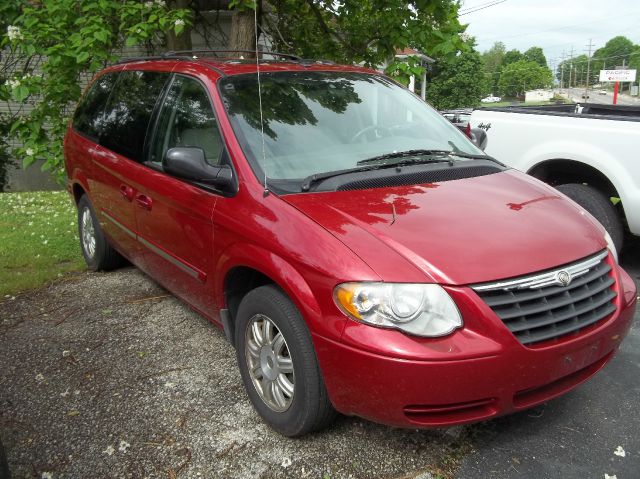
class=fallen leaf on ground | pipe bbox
[614,446,626,457]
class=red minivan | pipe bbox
[64,53,637,437]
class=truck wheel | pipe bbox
[556,183,624,252]
[234,285,336,436]
[77,195,124,271]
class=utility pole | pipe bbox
[585,39,595,100]
[569,64,573,90]
[560,50,566,93]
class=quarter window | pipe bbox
[100,70,169,162]
[72,72,118,140]
[150,75,223,166]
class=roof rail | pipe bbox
[163,49,302,61]
[115,55,194,65]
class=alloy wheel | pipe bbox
[244,314,295,412]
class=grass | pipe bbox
[0,190,85,297]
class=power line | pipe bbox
[474,12,631,43]
[459,0,508,16]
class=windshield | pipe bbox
[219,71,484,184]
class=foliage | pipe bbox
[590,35,636,86]
[385,56,428,87]
[0,120,16,191]
[498,59,553,97]
[0,191,83,295]
[1,0,191,182]
[502,49,522,66]
[481,41,505,94]
[427,48,488,109]
[523,47,547,68]
[265,1,467,76]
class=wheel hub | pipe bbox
[245,314,295,412]
[81,207,96,259]
[259,346,279,381]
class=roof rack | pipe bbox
[163,49,303,61]
[114,50,336,67]
[115,55,194,65]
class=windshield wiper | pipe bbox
[299,150,503,192]
[357,149,493,165]
[300,165,385,191]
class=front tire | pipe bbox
[234,285,336,436]
[555,184,624,252]
[77,195,123,271]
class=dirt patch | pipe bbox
[0,268,467,478]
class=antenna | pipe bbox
[254,4,269,197]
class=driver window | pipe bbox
[150,75,223,166]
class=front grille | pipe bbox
[473,251,616,346]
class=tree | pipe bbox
[523,46,547,68]
[589,35,636,92]
[502,49,522,66]
[428,48,488,109]
[2,0,470,180]
[498,59,553,97]
[481,41,506,94]
[1,0,191,180]
[265,1,466,67]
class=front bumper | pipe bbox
[314,265,637,428]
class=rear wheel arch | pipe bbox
[527,158,621,200]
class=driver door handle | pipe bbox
[120,185,135,202]
[135,194,153,211]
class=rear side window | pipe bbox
[100,70,169,162]
[72,72,119,140]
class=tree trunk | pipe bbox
[229,8,256,58]
[166,0,192,52]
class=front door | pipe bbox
[134,74,224,315]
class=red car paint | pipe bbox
[64,58,637,428]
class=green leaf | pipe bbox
[125,36,138,47]
[23,155,37,168]
[93,30,108,43]
[14,85,29,102]
[174,23,184,36]
[76,51,90,64]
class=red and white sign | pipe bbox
[599,69,637,82]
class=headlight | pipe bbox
[334,282,463,337]
[604,231,618,263]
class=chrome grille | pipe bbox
[473,251,617,346]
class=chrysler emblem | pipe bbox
[556,270,572,287]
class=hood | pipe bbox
[282,169,607,285]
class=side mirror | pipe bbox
[164,147,234,190]
[470,128,488,151]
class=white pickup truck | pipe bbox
[469,103,640,252]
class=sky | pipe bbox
[463,0,640,71]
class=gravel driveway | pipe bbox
[0,270,462,479]
[1,244,638,479]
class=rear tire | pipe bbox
[555,183,624,252]
[77,195,124,271]
[234,285,337,436]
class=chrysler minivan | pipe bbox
[64,52,637,436]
